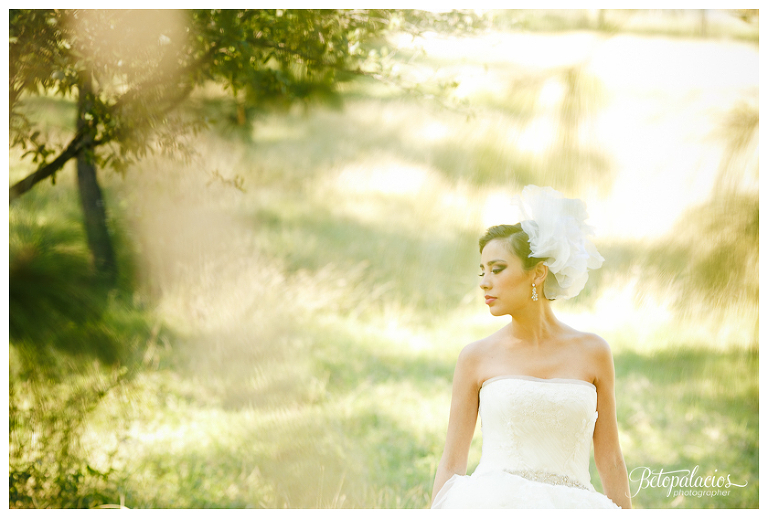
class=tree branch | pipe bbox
[9,131,89,203]
[9,51,207,205]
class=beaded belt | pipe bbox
[503,469,590,491]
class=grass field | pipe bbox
[9,15,758,509]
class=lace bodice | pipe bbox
[473,375,599,490]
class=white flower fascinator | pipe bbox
[512,185,604,300]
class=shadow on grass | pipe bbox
[248,201,480,313]
[307,319,456,396]
[10,178,151,366]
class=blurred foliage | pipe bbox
[655,194,757,315]
[9,353,132,509]
[9,9,486,199]
[589,191,758,329]
[545,66,611,190]
[489,9,758,42]
[9,179,160,507]
[715,102,758,193]
[588,100,758,335]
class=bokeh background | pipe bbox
[9,9,758,508]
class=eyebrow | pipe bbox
[479,259,507,269]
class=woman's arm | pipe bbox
[592,338,632,509]
[430,344,482,506]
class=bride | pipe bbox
[430,186,631,509]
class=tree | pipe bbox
[10,9,483,281]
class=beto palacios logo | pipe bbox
[629,465,748,498]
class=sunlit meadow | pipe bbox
[9,10,758,508]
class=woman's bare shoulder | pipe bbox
[456,329,508,383]
[458,334,494,363]
[558,326,613,375]
[569,330,614,383]
[579,331,611,353]
[559,324,610,352]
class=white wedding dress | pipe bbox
[432,375,620,508]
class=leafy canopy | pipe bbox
[9,9,485,198]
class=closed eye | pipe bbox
[479,267,505,277]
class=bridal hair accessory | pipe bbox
[531,284,538,301]
[512,185,604,300]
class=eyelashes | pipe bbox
[478,268,505,277]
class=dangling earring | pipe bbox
[531,283,538,301]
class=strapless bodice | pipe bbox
[473,375,598,490]
[431,375,620,508]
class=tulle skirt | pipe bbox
[432,470,620,509]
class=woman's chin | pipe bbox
[488,306,505,317]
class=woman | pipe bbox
[430,186,631,509]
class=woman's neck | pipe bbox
[506,301,563,346]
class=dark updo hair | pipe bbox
[479,224,542,271]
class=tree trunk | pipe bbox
[77,74,117,285]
